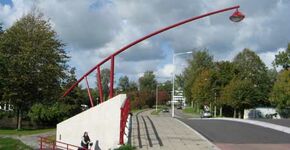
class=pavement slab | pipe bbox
[130,109,218,150]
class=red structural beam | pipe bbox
[85,77,94,107]
[97,66,103,103]
[63,5,240,98]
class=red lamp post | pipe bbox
[63,5,245,107]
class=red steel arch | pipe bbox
[62,5,241,107]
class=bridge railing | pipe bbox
[39,136,90,150]
[119,98,131,145]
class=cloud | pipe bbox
[1,0,290,85]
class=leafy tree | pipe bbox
[139,71,157,91]
[191,69,215,107]
[270,70,290,109]
[158,80,172,92]
[273,43,290,70]
[233,48,271,106]
[96,68,110,100]
[183,50,214,105]
[175,74,184,90]
[221,78,256,118]
[138,71,157,108]
[0,13,68,129]
[118,76,130,92]
[128,81,138,91]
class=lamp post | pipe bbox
[63,5,245,109]
[172,51,193,117]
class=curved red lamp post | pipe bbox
[63,5,245,106]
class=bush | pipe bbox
[28,102,75,125]
[115,144,136,150]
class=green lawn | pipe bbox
[182,107,200,117]
[0,128,55,136]
[0,137,32,150]
[151,108,162,115]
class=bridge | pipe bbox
[41,5,244,150]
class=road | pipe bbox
[175,109,290,150]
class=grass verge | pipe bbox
[182,107,200,117]
[0,137,32,150]
[115,144,136,150]
[0,128,55,136]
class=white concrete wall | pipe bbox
[244,107,281,119]
[56,94,127,150]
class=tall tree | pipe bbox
[233,48,271,106]
[0,13,68,129]
[118,76,130,92]
[96,68,110,100]
[221,78,256,118]
[191,69,215,107]
[138,71,157,108]
[139,71,157,91]
[273,43,290,70]
[270,70,290,109]
[183,50,214,105]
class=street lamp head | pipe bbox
[186,51,193,54]
[229,9,245,22]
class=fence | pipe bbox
[119,98,131,145]
[39,136,89,150]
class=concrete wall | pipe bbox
[56,94,127,150]
[244,107,281,119]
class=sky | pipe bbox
[1,0,289,87]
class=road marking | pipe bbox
[146,116,163,146]
[141,116,153,147]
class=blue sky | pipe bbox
[0,0,289,87]
[0,0,12,6]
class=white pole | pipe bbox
[156,84,158,112]
[172,54,175,118]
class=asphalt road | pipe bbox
[174,109,290,150]
[179,118,290,144]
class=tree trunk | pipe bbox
[214,105,217,117]
[17,109,22,130]
[219,106,223,117]
[233,108,236,118]
[238,111,242,119]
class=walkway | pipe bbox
[130,109,218,150]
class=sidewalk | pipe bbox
[130,110,219,150]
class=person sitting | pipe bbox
[80,132,93,149]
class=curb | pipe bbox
[174,116,221,150]
[202,118,290,134]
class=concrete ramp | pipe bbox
[56,94,128,150]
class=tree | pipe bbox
[0,13,68,129]
[139,71,157,91]
[128,81,138,91]
[221,78,256,118]
[233,48,271,106]
[118,76,130,92]
[96,68,110,100]
[270,70,290,109]
[183,50,214,106]
[191,69,215,109]
[138,71,157,108]
[273,43,290,70]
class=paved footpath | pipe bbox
[130,109,219,150]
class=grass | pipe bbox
[182,107,200,117]
[151,106,168,115]
[115,144,136,150]
[0,137,32,150]
[151,108,162,115]
[0,128,55,136]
